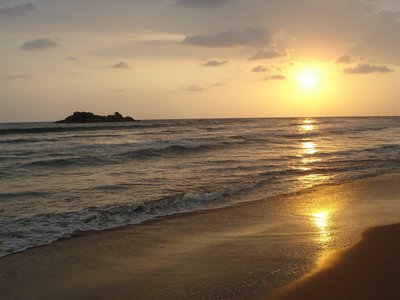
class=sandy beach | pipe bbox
[2,171,400,300]
[271,222,400,300]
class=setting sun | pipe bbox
[298,70,318,89]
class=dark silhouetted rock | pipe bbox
[56,111,136,123]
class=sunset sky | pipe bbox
[1,0,400,121]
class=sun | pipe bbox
[298,70,318,90]
[286,63,334,102]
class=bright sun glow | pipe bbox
[285,63,335,102]
[298,70,318,89]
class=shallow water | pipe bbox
[1,117,400,256]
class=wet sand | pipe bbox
[271,223,400,300]
[1,171,400,300]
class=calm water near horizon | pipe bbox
[1,117,400,257]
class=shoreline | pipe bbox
[2,171,400,299]
[0,171,387,260]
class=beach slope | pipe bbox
[271,223,400,300]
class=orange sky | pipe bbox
[0,0,399,121]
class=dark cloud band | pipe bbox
[343,64,393,74]
[20,38,59,51]
[183,29,270,48]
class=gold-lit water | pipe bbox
[300,124,314,131]
[311,209,331,244]
[297,120,332,245]
[302,141,317,155]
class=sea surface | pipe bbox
[1,117,400,257]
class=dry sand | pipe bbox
[1,171,400,300]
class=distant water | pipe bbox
[1,117,400,257]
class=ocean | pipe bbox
[1,117,400,257]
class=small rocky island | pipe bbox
[56,111,135,123]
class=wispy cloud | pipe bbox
[65,57,79,61]
[336,55,353,64]
[343,64,393,74]
[182,84,206,92]
[183,29,270,48]
[175,0,232,9]
[250,50,286,60]
[0,2,36,17]
[264,74,286,80]
[6,74,31,79]
[20,38,58,51]
[252,65,269,72]
[209,83,225,87]
[111,62,131,69]
[203,60,229,67]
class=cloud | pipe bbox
[342,64,394,74]
[20,38,58,51]
[264,74,286,80]
[250,50,286,60]
[336,55,353,64]
[183,28,270,48]
[175,0,232,9]
[203,60,229,67]
[6,74,31,79]
[65,56,79,61]
[252,65,269,73]
[182,85,206,92]
[209,83,225,87]
[272,65,282,72]
[0,2,36,17]
[350,10,400,63]
[66,72,81,76]
[111,61,131,69]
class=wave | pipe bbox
[0,191,51,200]
[13,140,400,171]
[117,144,217,159]
[308,144,400,159]
[21,156,107,168]
[0,122,191,136]
[2,158,396,258]
[115,138,247,159]
[13,137,249,168]
[2,159,398,257]
[328,126,390,135]
[0,180,267,257]
[0,138,38,144]
[276,132,320,139]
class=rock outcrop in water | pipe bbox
[55,112,135,123]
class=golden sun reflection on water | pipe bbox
[297,119,333,245]
[299,119,318,154]
[300,124,314,131]
[302,141,317,155]
[301,157,320,165]
[299,174,329,188]
[300,118,315,132]
[297,120,334,246]
[311,209,332,245]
